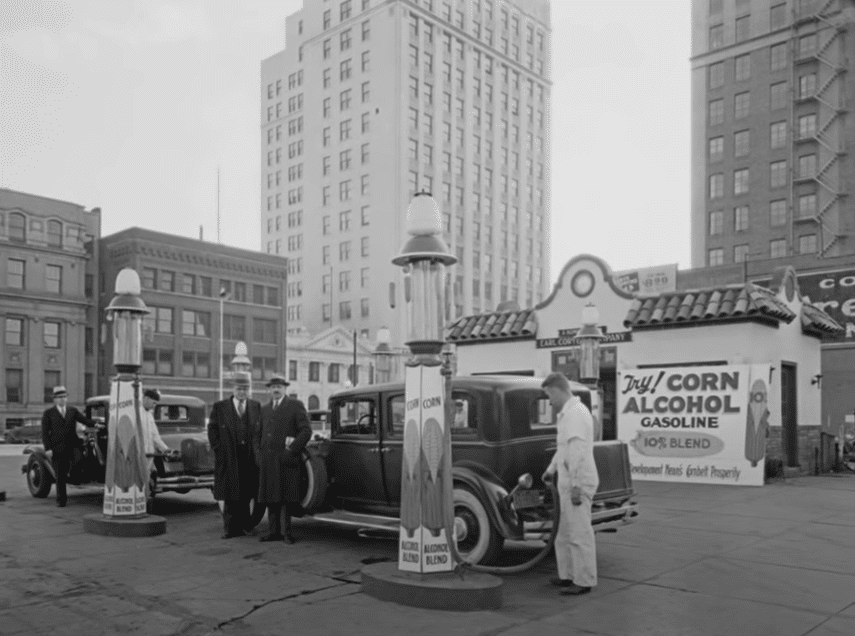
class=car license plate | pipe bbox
[512,490,541,510]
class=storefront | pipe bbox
[447,255,842,483]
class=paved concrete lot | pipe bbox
[1,452,853,636]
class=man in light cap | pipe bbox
[208,371,262,539]
[41,386,95,507]
[254,373,311,543]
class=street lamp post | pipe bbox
[83,268,166,536]
[218,288,229,400]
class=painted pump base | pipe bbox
[83,513,166,537]
[360,562,503,611]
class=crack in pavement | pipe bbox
[204,581,359,635]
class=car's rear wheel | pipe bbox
[453,487,504,566]
[27,455,53,498]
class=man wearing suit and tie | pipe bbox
[208,372,262,539]
[255,373,311,543]
[41,385,96,507]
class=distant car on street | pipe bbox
[4,421,42,444]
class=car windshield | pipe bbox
[155,405,190,426]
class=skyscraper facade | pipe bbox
[261,0,551,346]
[691,0,855,269]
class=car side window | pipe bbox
[156,405,188,421]
[388,394,405,436]
[336,398,376,436]
[451,392,478,436]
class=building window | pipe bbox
[340,179,351,201]
[770,239,787,258]
[734,205,749,232]
[770,199,787,227]
[182,274,196,295]
[709,99,723,126]
[709,136,723,162]
[340,119,351,141]
[770,81,788,110]
[339,270,350,292]
[735,54,750,81]
[800,73,816,98]
[362,19,370,41]
[734,92,750,119]
[289,360,298,382]
[340,58,352,81]
[339,301,352,320]
[770,3,786,29]
[709,210,723,235]
[799,114,816,139]
[734,130,749,157]
[253,318,278,344]
[144,307,174,335]
[309,362,320,382]
[770,160,787,188]
[799,153,817,179]
[361,236,369,257]
[799,34,816,58]
[223,315,246,341]
[770,43,786,70]
[44,321,61,349]
[181,310,210,337]
[708,248,724,266]
[5,317,23,346]
[43,371,61,403]
[158,270,174,292]
[7,258,24,289]
[734,168,749,195]
[799,234,817,255]
[735,15,750,43]
[361,298,369,318]
[328,363,340,383]
[8,212,26,243]
[709,173,724,199]
[46,220,62,247]
[709,24,723,49]
[43,264,62,294]
[340,241,351,261]
[362,50,370,72]
[182,352,210,378]
[734,244,750,263]
[770,121,787,149]
[799,193,817,218]
[361,267,369,288]
[6,369,23,403]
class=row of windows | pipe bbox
[4,369,79,404]
[4,317,65,349]
[288,355,366,385]
[710,194,820,234]
[322,207,370,233]
[141,268,281,306]
[707,235,817,266]
[142,307,279,344]
[265,117,303,146]
[709,154,823,199]
[4,213,72,248]
[265,94,303,123]
[708,3,793,50]
[5,259,64,294]
[266,187,305,210]
[265,70,303,100]
[321,299,371,322]
[266,210,304,233]
[320,175,370,205]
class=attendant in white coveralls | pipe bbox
[142,389,170,478]
[541,372,600,596]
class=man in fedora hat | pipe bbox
[41,386,96,507]
[208,372,262,539]
[254,373,311,543]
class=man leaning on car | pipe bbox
[41,386,96,507]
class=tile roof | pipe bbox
[623,283,796,329]
[446,309,537,342]
[801,303,845,337]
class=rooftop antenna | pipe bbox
[217,166,221,244]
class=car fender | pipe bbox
[21,446,57,480]
[452,463,522,541]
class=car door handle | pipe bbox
[368,448,379,453]
[379,447,391,453]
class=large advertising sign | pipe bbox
[618,365,771,486]
[613,264,678,295]
[756,268,855,343]
[398,364,453,573]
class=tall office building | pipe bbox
[691,0,855,269]
[261,0,551,346]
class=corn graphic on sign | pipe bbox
[398,364,453,572]
[618,364,771,487]
[103,379,148,516]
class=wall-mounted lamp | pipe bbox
[811,374,823,389]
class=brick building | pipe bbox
[0,188,101,434]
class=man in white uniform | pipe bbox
[142,389,170,479]
[541,372,600,595]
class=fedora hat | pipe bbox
[143,388,161,401]
[265,373,290,387]
[52,385,68,398]
[232,371,251,388]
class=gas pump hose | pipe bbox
[446,480,561,575]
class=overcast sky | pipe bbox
[0,0,691,278]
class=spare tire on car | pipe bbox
[299,447,328,514]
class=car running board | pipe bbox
[310,510,400,534]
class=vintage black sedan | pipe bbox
[297,375,638,565]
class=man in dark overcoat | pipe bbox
[208,372,262,538]
[41,385,95,507]
[254,373,311,543]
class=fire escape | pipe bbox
[790,0,848,257]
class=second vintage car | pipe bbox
[295,374,638,565]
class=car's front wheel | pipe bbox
[453,487,504,566]
[27,455,53,498]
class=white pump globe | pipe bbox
[376,326,391,345]
[406,193,442,236]
[235,341,249,356]
[114,268,141,295]
[581,302,600,326]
